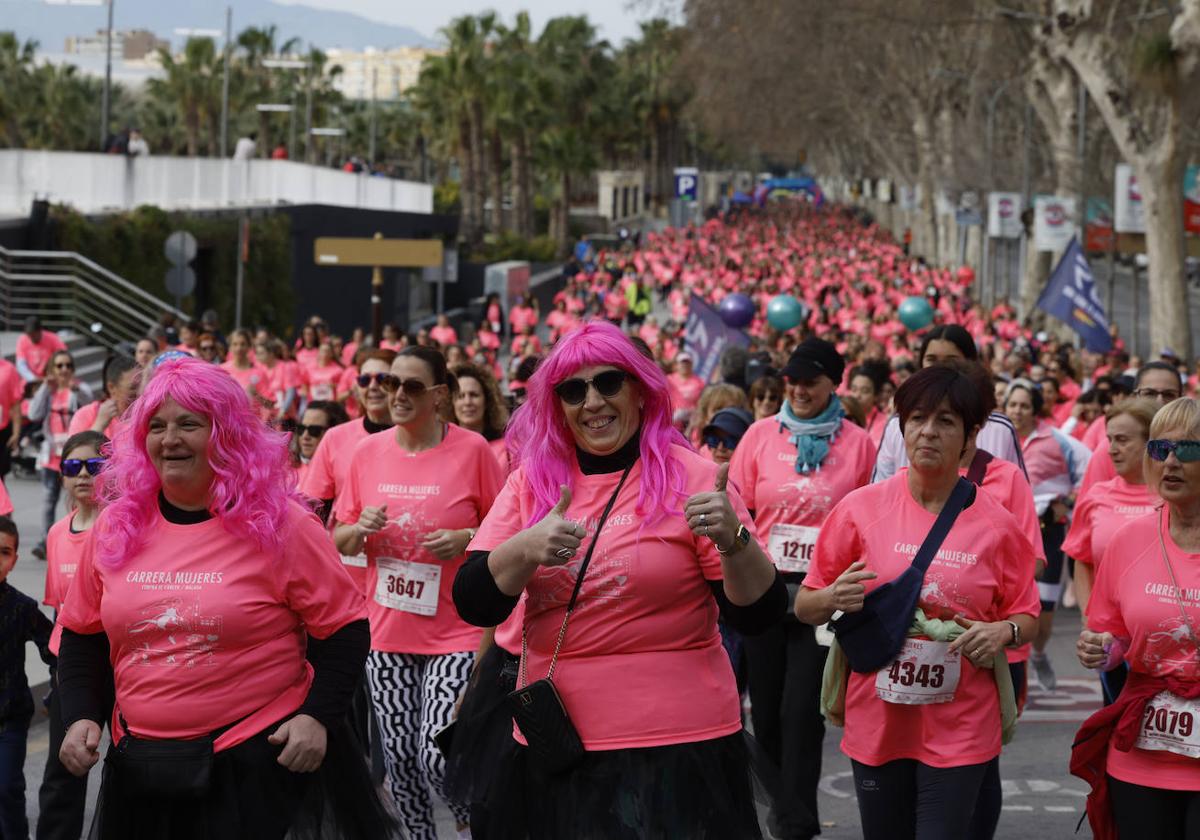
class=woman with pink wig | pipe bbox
[453,320,785,838]
[54,356,395,840]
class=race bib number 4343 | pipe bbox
[374,557,441,616]
[875,638,961,705]
[1136,691,1200,759]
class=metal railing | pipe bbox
[0,245,186,352]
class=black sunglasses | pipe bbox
[382,377,437,398]
[554,370,629,405]
[1147,439,1200,463]
[356,372,400,390]
[703,433,736,451]
[55,362,74,370]
[296,424,328,438]
[61,457,105,477]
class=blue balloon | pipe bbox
[718,293,756,328]
[766,295,806,331]
[898,296,934,331]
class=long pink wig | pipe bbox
[94,356,300,568]
[506,319,689,526]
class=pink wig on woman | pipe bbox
[93,356,300,568]
[507,319,688,526]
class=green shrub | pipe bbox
[49,205,295,334]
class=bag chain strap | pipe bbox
[518,465,634,688]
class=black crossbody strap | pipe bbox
[912,477,974,575]
[564,464,634,614]
[520,463,634,686]
[966,449,993,485]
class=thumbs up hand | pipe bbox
[684,463,739,550]
[524,484,585,567]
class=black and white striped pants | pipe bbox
[366,649,474,839]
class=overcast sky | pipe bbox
[273,0,677,46]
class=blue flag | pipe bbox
[685,293,750,381]
[1035,237,1113,353]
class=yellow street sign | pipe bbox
[314,237,444,268]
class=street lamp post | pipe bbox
[220,6,231,158]
[101,0,113,151]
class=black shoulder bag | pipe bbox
[830,477,974,674]
[506,465,633,775]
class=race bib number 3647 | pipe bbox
[374,558,441,616]
[1135,691,1200,759]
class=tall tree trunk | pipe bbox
[489,128,504,234]
[186,110,200,157]
[458,117,479,245]
[555,172,571,258]
[1138,153,1191,358]
[511,134,534,238]
[911,110,938,262]
[469,102,486,244]
[648,121,660,213]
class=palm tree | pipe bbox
[237,26,301,157]
[0,34,37,147]
[149,37,223,156]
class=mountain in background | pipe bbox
[7,0,438,53]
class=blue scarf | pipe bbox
[776,398,844,474]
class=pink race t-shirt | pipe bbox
[803,476,1041,768]
[958,456,1041,664]
[430,325,458,346]
[67,401,122,439]
[1063,477,1159,570]
[728,417,874,574]
[0,360,23,429]
[335,424,503,655]
[305,364,343,402]
[44,511,88,654]
[469,445,756,751]
[16,331,66,379]
[58,500,365,751]
[1088,510,1200,790]
[300,418,380,584]
[667,373,705,412]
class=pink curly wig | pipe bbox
[94,356,300,569]
[506,319,689,526]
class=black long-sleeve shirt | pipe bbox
[0,582,54,724]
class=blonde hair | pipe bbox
[689,384,750,439]
[1148,397,1200,440]
[1105,397,1158,439]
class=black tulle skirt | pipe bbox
[480,729,777,840]
[87,719,398,840]
[443,643,521,807]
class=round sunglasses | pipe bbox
[1147,439,1200,463]
[295,424,328,438]
[553,370,629,405]
[61,457,105,477]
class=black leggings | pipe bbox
[851,757,994,840]
[1109,775,1200,839]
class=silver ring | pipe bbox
[555,547,575,560]
[704,524,709,537]
[700,513,707,526]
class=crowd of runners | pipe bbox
[0,202,1195,839]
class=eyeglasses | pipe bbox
[1147,439,1200,463]
[553,370,629,405]
[380,377,436,398]
[55,362,74,370]
[1135,388,1181,401]
[754,393,780,402]
[296,424,328,438]
[61,457,105,477]
[703,433,737,450]
[357,372,400,390]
